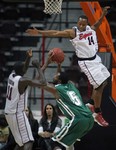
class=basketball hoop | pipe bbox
[43,0,63,15]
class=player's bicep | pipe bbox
[54,29,73,38]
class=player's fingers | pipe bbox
[48,50,54,57]
[33,27,38,31]
[105,6,110,9]
[25,29,30,33]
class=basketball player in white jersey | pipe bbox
[4,49,46,150]
[26,6,110,127]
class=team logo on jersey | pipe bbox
[79,32,92,40]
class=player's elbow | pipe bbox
[40,79,47,86]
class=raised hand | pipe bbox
[47,49,55,64]
[26,27,39,36]
[102,6,110,16]
[26,48,32,58]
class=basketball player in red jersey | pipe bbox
[26,6,110,127]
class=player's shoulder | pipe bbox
[86,25,92,30]
[9,72,21,81]
[19,77,30,83]
[86,25,96,33]
[72,26,77,29]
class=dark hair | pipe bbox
[27,106,34,121]
[59,72,69,84]
[78,15,88,22]
[41,103,59,132]
[13,61,24,76]
[65,66,81,83]
[42,103,58,122]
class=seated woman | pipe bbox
[38,103,65,150]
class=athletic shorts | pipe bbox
[78,55,110,89]
[5,111,34,146]
[52,116,94,148]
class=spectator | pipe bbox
[0,114,9,149]
[1,128,16,150]
[38,103,65,150]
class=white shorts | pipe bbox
[78,55,110,89]
[5,111,34,147]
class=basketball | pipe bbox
[51,48,65,63]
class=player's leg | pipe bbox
[52,116,93,148]
[91,80,107,109]
[6,113,34,149]
[78,57,110,127]
[14,141,33,150]
[14,144,23,150]
[66,144,74,150]
[92,80,109,127]
[23,141,33,150]
[11,136,33,150]
[86,98,95,113]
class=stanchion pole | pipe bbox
[41,35,45,115]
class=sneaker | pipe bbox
[86,103,95,113]
[93,112,109,127]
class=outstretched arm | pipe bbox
[19,60,47,94]
[91,6,110,30]
[41,50,54,72]
[32,59,59,99]
[23,49,32,73]
[56,63,62,74]
[39,51,62,99]
[32,60,47,85]
[26,27,74,38]
[41,49,62,75]
[26,27,58,37]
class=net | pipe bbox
[43,0,63,15]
